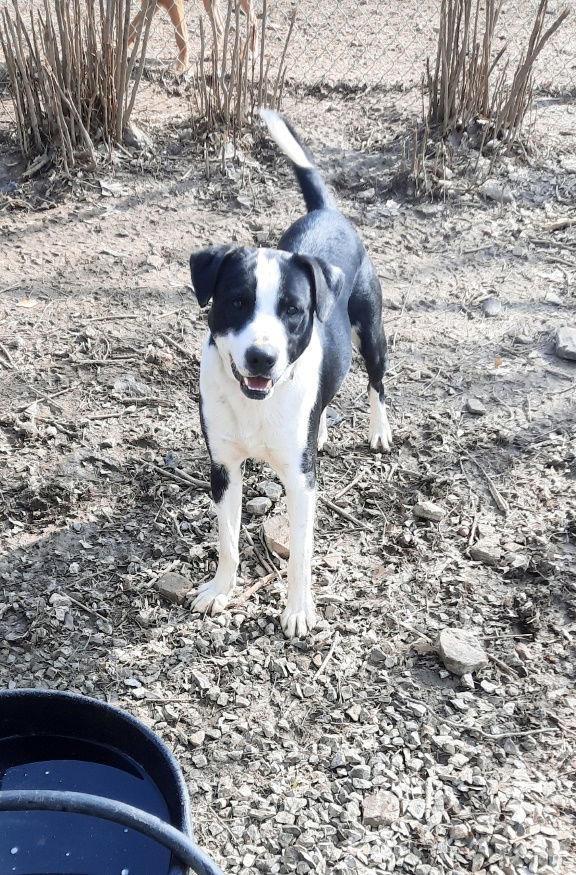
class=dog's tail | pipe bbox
[260,109,335,213]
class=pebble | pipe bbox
[469,538,503,566]
[437,627,489,676]
[482,296,503,317]
[555,326,576,361]
[480,180,515,203]
[450,823,469,840]
[466,397,486,416]
[155,571,194,604]
[259,480,283,501]
[189,729,205,746]
[413,500,445,523]
[246,496,272,515]
[263,514,290,559]
[362,791,400,828]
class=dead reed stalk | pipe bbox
[427,0,570,143]
[193,0,296,150]
[0,0,154,170]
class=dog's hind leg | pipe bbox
[192,460,242,615]
[349,262,393,453]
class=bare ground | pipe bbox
[1,82,576,874]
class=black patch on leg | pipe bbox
[348,259,390,400]
[199,396,229,503]
[301,397,321,490]
[210,462,229,504]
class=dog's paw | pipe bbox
[369,410,392,453]
[369,390,392,453]
[191,579,231,616]
[281,601,317,638]
[369,427,392,453]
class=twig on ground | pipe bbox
[332,471,365,502]
[542,216,576,232]
[160,333,198,362]
[313,632,341,680]
[463,452,509,515]
[149,462,210,491]
[243,526,283,584]
[0,343,15,368]
[232,572,277,605]
[319,495,373,530]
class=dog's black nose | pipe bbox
[245,345,277,374]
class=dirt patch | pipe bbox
[1,85,576,873]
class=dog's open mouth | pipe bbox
[230,358,273,399]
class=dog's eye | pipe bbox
[232,297,246,310]
[286,305,301,316]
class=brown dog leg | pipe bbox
[128,0,159,45]
[158,0,190,72]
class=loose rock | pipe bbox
[155,571,194,604]
[469,538,502,566]
[263,514,290,558]
[437,627,489,676]
[246,496,272,516]
[555,326,576,361]
[482,296,503,317]
[466,397,486,416]
[480,180,514,203]
[259,480,283,501]
[413,500,445,523]
[362,791,400,828]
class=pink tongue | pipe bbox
[246,377,271,391]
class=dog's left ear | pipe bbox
[295,255,344,322]
[190,245,237,307]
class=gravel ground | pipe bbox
[1,77,576,874]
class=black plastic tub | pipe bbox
[0,688,222,875]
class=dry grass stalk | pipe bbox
[0,0,154,169]
[193,0,296,152]
[427,0,570,143]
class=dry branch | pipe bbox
[192,0,296,147]
[0,0,154,167]
[426,0,570,144]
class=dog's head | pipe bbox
[190,246,344,400]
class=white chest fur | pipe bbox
[200,329,322,475]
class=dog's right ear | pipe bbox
[190,246,237,307]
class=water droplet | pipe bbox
[123,828,129,834]
[44,770,50,775]
[121,869,130,875]
[10,847,18,855]
[65,852,71,857]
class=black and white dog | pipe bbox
[190,111,392,637]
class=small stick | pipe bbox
[0,343,15,368]
[148,462,210,491]
[115,396,176,407]
[319,495,373,530]
[243,526,283,583]
[542,217,576,233]
[232,572,276,605]
[488,653,519,677]
[463,452,509,515]
[160,332,198,362]
[313,631,341,680]
[67,593,109,623]
[85,313,141,322]
[332,471,364,502]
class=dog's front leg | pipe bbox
[280,474,317,638]
[192,461,242,615]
